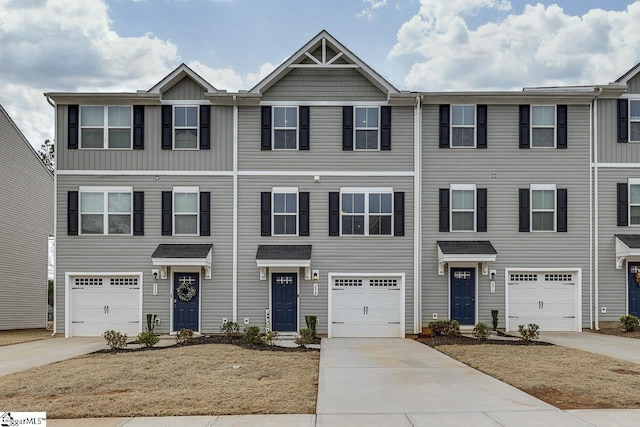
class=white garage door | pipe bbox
[330,276,403,338]
[507,271,578,332]
[70,276,141,337]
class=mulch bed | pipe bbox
[415,334,553,347]
[94,334,320,354]
[588,328,640,339]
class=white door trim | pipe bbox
[268,267,300,333]
[170,267,202,334]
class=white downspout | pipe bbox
[232,99,238,323]
[594,93,600,331]
[413,95,422,333]
[589,99,593,329]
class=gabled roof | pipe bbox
[148,63,217,94]
[616,63,640,85]
[250,30,398,96]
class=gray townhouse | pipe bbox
[48,29,640,338]
[0,105,53,330]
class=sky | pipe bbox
[1,0,639,151]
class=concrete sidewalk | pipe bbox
[540,331,640,364]
[0,337,105,377]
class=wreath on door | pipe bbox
[635,271,640,285]
[177,282,197,302]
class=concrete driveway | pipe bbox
[315,338,597,426]
[540,331,640,364]
[0,337,105,377]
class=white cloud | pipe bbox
[391,0,640,90]
[357,0,388,21]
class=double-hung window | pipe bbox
[531,185,556,231]
[80,106,132,149]
[272,188,298,235]
[450,185,476,231]
[273,107,297,149]
[531,106,556,148]
[451,106,475,147]
[174,106,198,149]
[173,187,199,235]
[79,187,132,235]
[630,180,640,225]
[630,101,640,142]
[341,188,392,236]
[354,107,379,150]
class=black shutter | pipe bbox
[68,105,79,149]
[556,105,567,149]
[200,192,210,236]
[342,106,353,151]
[618,183,629,226]
[439,189,450,232]
[200,105,211,150]
[439,105,450,148]
[161,191,172,235]
[329,192,340,236]
[161,105,172,150]
[133,106,144,150]
[618,99,629,143]
[557,188,567,232]
[380,106,392,151]
[519,188,530,232]
[477,188,487,232]
[477,105,487,149]
[133,191,144,235]
[394,191,404,236]
[299,192,309,236]
[261,106,272,151]
[299,106,310,150]
[261,192,271,236]
[67,191,78,235]
[519,105,530,148]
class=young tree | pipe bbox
[39,139,54,172]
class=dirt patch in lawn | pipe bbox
[419,336,640,409]
[0,329,52,347]
[0,343,319,418]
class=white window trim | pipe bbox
[78,186,133,236]
[450,105,476,149]
[173,105,199,150]
[272,106,299,150]
[272,186,299,236]
[629,100,640,143]
[450,184,476,232]
[353,106,380,151]
[530,184,556,232]
[173,186,199,236]
[530,105,557,148]
[629,179,640,226]
[79,105,133,150]
[339,187,393,236]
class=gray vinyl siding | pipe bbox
[596,170,640,321]
[262,68,387,102]
[238,106,414,171]
[57,105,233,171]
[55,175,233,334]
[163,77,207,100]
[596,98,640,163]
[627,74,640,94]
[236,175,414,334]
[422,103,592,328]
[0,108,53,330]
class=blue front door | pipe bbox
[174,272,199,331]
[451,268,475,325]
[272,273,297,332]
[629,263,640,317]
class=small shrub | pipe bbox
[305,315,318,336]
[137,330,159,347]
[103,330,127,350]
[175,328,194,345]
[295,328,315,347]
[491,310,499,331]
[243,326,261,344]
[472,322,491,340]
[517,323,540,341]
[620,314,640,332]
[261,330,279,346]
[427,319,460,337]
[220,321,239,336]
[145,314,157,333]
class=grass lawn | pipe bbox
[0,329,52,347]
[433,343,640,409]
[0,344,319,418]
